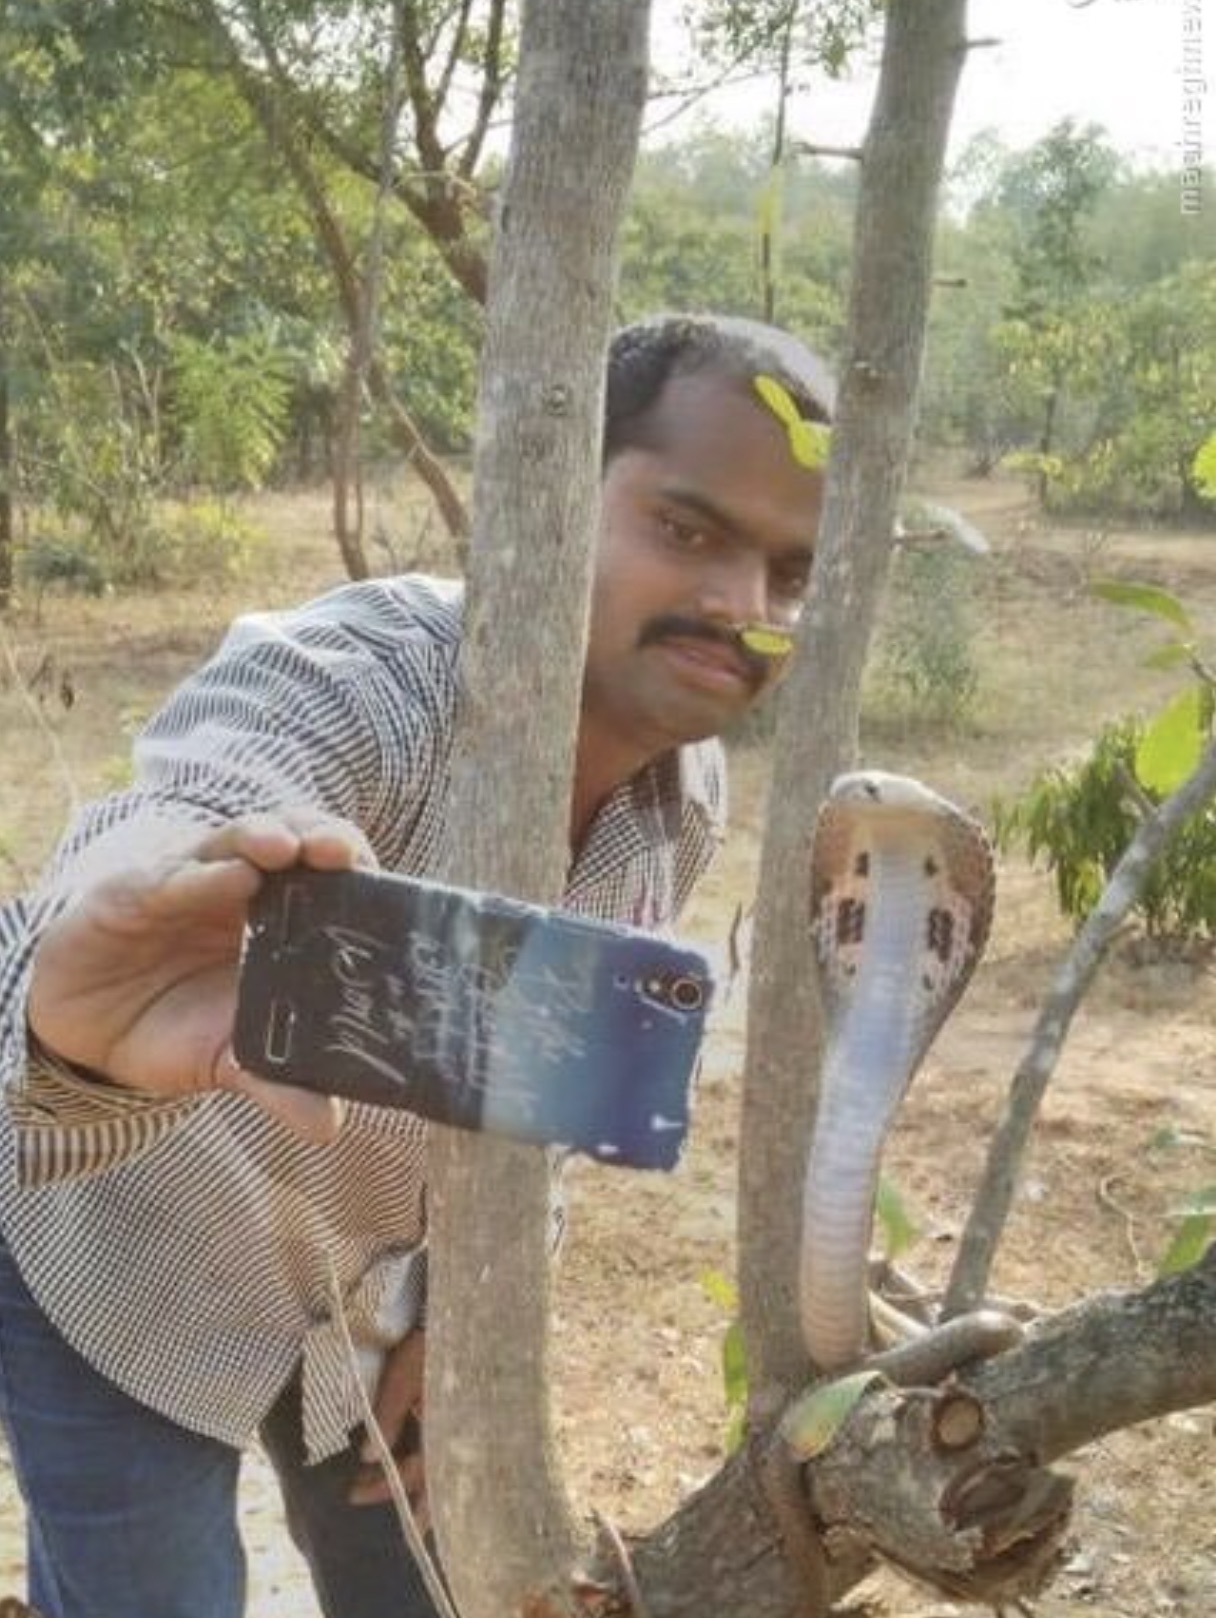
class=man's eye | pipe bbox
[658,514,708,550]
[773,561,812,599]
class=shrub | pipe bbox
[993,716,1216,943]
[153,499,261,586]
[871,540,980,730]
[19,537,109,601]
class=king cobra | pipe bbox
[760,772,1025,1615]
[800,769,997,1370]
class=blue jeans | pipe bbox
[0,1227,439,1618]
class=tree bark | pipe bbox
[738,0,970,1411]
[424,4,650,1616]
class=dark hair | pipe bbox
[603,313,836,464]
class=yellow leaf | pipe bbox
[754,373,799,425]
[753,376,833,470]
[738,623,795,658]
[788,418,831,471]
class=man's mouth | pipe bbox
[640,618,767,694]
[657,637,756,691]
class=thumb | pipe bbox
[214,1047,346,1143]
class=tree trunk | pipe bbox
[0,267,13,611]
[1037,380,1060,507]
[738,0,970,1412]
[424,4,649,1616]
[329,16,404,583]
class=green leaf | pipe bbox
[756,165,784,246]
[1159,1213,1214,1276]
[1091,579,1194,635]
[1135,686,1206,795]
[1143,642,1194,673]
[1192,432,1216,501]
[1148,1125,1184,1150]
[1168,1183,1216,1217]
[721,1320,748,1410]
[875,1177,919,1261]
[724,1403,747,1455]
[699,1268,738,1312]
[779,1370,887,1461]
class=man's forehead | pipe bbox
[643,374,824,505]
[644,370,783,450]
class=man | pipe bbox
[0,313,834,1618]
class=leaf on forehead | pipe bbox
[752,375,831,469]
[753,372,800,424]
[788,417,831,471]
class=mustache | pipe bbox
[638,615,769,687]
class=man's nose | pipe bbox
[697,555,769,626]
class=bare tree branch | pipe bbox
[433,0,476,119]
[399,0,445,180]
[457,0,509,181]
[331,8,408,579]
[944,734,1216,1318]
[792,140,863,162]
[968,1244,1216,1458]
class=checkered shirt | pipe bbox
[0,575,725,1460]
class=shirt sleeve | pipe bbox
[0,582,453,1176]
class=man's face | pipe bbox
[584,369,825,756]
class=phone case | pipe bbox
[233,867,713,1169]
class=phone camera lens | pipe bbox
[667,975,704,1012]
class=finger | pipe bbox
[197,811,377,874]
[348,1450,427,1518]
[123,856,264,928]
[216,1050,346,1143]
[364,1333,426,1453]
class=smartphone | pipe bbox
[233,867,713,1170]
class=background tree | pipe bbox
[919,124,1216,518]
[985,119,1118,504]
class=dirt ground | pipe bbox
[0,473,1213,1615]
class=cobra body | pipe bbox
[800,771,995,1371]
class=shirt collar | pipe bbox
[565,738,725,902]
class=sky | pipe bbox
[653,0,1207,170]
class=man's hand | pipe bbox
[349,1327,427,1525]
[26,809,376,1142]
